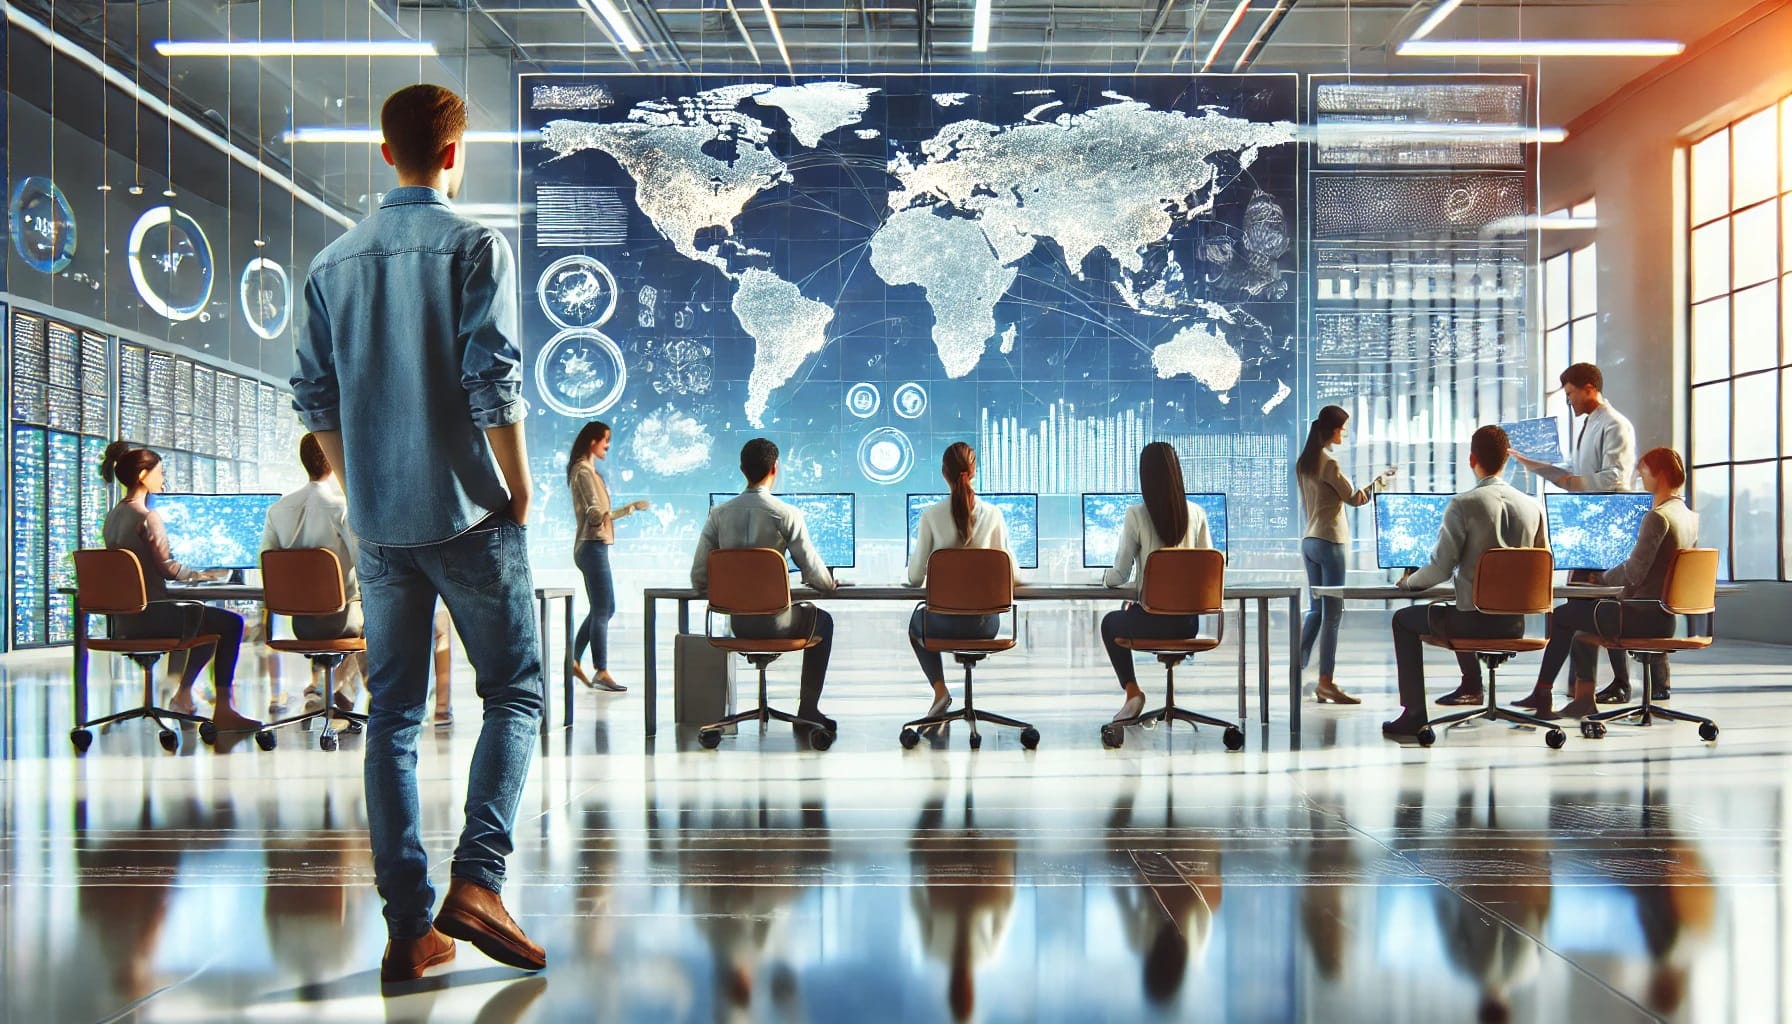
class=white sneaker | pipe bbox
[1113,694,1146,723]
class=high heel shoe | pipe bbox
[1314,677,1360,705]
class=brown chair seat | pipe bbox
[1584,636,1713,653]
[266,638,367,655]
[708,636,819,655]
[1423,636,1549,654]
[921,637,1017,654]
[1115,636,1223,654]
[89,634,221,655]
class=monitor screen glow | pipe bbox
[905,493,1039,570]
[1081,493,1228,568]
[146,493,281,571]
[1373,493,1454,570]
[706,492,856,570]
[1546,492,1655,572]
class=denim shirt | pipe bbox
[292,187,526,547]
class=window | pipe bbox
[1687,96,1792,580]
[1542,199,1598,419]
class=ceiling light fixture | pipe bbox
[282,128,542,144]
[155,40,437,58]
[971,0,992,53]
[1406,0,1463,42]
[757,0,795,73]
[1200,0,1253,72]
[575,0,646,53]
[1398,39,1684,57]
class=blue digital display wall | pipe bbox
[518,73,1299,579]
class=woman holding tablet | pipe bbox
[99,441,257,733]
[907,442,1015,723]
[1295,406,1396,706]
[1101,443,1214,723]
[567,420,649,693]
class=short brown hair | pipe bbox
[380,84,467,175]
[1471,424,1510,475]
[299,433,331,481]
[1560,362,1603,392]
[1638,447,1686,489]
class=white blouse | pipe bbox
[907,499,1017,587]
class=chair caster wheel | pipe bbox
[1698,721,1719,741]
[1580,721,1607,739]
[698,729,723,750]
[1019,727,1040,751]
[319,733,338,752]
[70,729,93,754]
[809,729,834,752]
[899,727,920,750]
[1545,728,1567,749]
[346,719,364,733]
[255,731,277,752]
[1100,724,1123,749]
[198,722,217,745]
[968,733,982,751]
[158,730,179,753]
[1223,727,1245,751]
[1417,727,1436,747]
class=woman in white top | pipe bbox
[1101,442,1213,723]
[907,442,1015,721]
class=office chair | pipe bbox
[1100,547,1244,752]
[697,548,835,752]
[899,547,1038,751]
[69,548,219,755]
[257,548,368,751]
[1581,548,1720,742]
[1421,547,1567,749]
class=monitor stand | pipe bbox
[228,568,246,585]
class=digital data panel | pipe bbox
[12,426,47,647]
[147,493,280,571]
[1081,492,1229,567]
[1501,416,1565,467]
[1374,493,1454,570]
[907,493,1039,570]
[1546,492,1655,572]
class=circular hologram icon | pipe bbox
[892,382,928,420]
[537,254,619,330]
[239,258,291,340]
[128,206,214,322]
[535,328,627,417]
[857,426,915,485]
[845,382,880,419]
[9,176,77,273]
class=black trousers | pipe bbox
[1391,603,1523,709]
[1536,598,1675,688]
[112,603,246,693]
[731,606,833,714]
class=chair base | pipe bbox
[257,654,367,751]
[1425,654,1567,749]
[1585,655,1718,741]
[1098,655,1242,752]
[70,653,210,754]
[899,655,1037,751]
[698,655,834,751]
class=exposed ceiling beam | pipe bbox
[1232,0,1293,71]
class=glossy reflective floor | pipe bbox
[2,608,1789,1022]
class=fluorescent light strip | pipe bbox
[1201,0,1253,72]
[577,0,646,52]
[1486,214,1598,233]
[156,40,437,58]
[971,0,992,53]
[1399,39,1684,57]
[284,128,541,144]
[1407,0,1464,42]
[758,0,795,72]
[4,6,354,229]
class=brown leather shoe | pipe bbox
[1314,677,1360,705]
[434,878,546,972]
[381,927,455,983]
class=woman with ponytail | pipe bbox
[905,443,1016,721]
[566,420,649,692]
[1100,443,1214,722]
[99,441,257,732]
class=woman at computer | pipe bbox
[1520,447,1698,719]
[1101,442,1214,723]
[99,441,256,732]
[907,442,1015,722]
[1295,405,1396,706]
[567,420,649,693]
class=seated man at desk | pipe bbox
[691,438,841,732]
[1385,425,1548,739]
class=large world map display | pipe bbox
[518,74,1300,573]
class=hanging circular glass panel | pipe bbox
[8,176,77,273]
[239,257,292,340]
[127,206,215,321]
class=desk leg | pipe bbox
[643,594,657,739]
[678,600,690,635]
[73,600,89,728]
[1235,598,1247,721]
[535,594,551,736]
[1257,597,1270,723]
[1288,595,1302,736]
[562,596,575,728]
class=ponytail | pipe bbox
[942,442,977,545]
[101,440,160,489]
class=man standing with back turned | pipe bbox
[293,84,547,984]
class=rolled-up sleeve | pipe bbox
[459,233,528,430]
[291,272,342,432]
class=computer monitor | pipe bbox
[1080,493,1229,568]
[705,492,856,570]
[1546,492,1655,572]
[146,493,281,571]
[905,492,1039,570]
[1374,493,1454,570]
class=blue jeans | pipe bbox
[1299,538,1347,678]
[908,608,1000,684]
[358,515,544,940]
[572,540,614,671]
